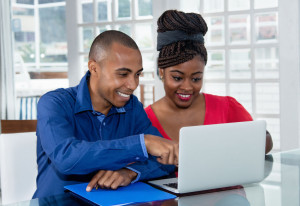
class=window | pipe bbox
[11,0,68,119]
[77,0,155,107]
[201,0,280,150]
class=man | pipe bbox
[33,30,178,198]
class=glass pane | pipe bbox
[228,0,250,11]
[39,6,67,63]
[81,54,89,74]
[136,0,152,18]
[135,23,153,50]
[255,13,278,43]
[98,0,111,22]
[254,0,278,9]
[205,50,225,79]
[229,83,252,113]
[12,7,35,63]
[15,0,34,4]
[134,84,155,107]
[143,85,154,107]
[203,0,224,13]
[229,49,251,79]
[205,16,224,46]
[80,27,94,52]
[81,0,93,23]
[229,15,250,44]
[134,85,141,102]
[117,0,131,19]
[141,53,155,73]
[97,25,112,34]
[39,0,65,3]
[115,24,132,36]
[256,83,279,114]
[202,83,226,96]
[255,47,279,79]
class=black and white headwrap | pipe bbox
[157,30,204,51]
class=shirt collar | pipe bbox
[74,71,131,115]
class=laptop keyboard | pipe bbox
[163,182,178,189]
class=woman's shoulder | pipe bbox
[204,93,237,104]
[144,104,153,114]
[203,93,252,123]
[203,93,243,113]
[146,98,165,112]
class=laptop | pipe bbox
[148,120,266,194]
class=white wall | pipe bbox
[278,0,300,150]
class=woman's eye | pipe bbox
[192,78,202,82]
[173,76,182,81]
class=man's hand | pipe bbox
[144,134,179,165]
[86,168,138,192]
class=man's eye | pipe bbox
[119,73,128,77]
[136,72,142,77]
[173,76,182,81]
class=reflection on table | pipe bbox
[4,149,300,206]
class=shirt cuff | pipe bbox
[126,167,141,183]
[139,134,148,159]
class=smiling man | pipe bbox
[33,30,178,199]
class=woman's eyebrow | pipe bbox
[170,70,184,74]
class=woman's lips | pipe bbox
[176,93,192,101]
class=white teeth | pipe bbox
[117,91,130,98]
[179,94,190,98]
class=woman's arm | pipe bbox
[265,130,273,154]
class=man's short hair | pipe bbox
[89,30,139,62]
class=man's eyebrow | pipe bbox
[116,68,144,73]
[116,68,132,72]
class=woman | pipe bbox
[145,10,273,154]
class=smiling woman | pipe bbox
[145,9,273,154]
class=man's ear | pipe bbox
[88,60,99,76]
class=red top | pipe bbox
[145,93,253,140]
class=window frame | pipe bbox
[152,0,300,152]
[66,0,156,106]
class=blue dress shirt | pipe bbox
[33,71,174,198]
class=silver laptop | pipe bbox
[148,120,266,194]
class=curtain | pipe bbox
[0,0,15,120]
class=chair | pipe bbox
[0,120,38,205]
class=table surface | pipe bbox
[4,149,300,206]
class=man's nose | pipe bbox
[125,76,139,91]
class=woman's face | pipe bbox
[160,55,205,109]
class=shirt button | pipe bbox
[103,122,106,126]
[135,157,140,160]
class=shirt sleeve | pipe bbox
[127,155,175,182]
[37,92,148,175]
[126,99,175,181]
[227,96,253,122]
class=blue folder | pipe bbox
[64,182,176,206]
